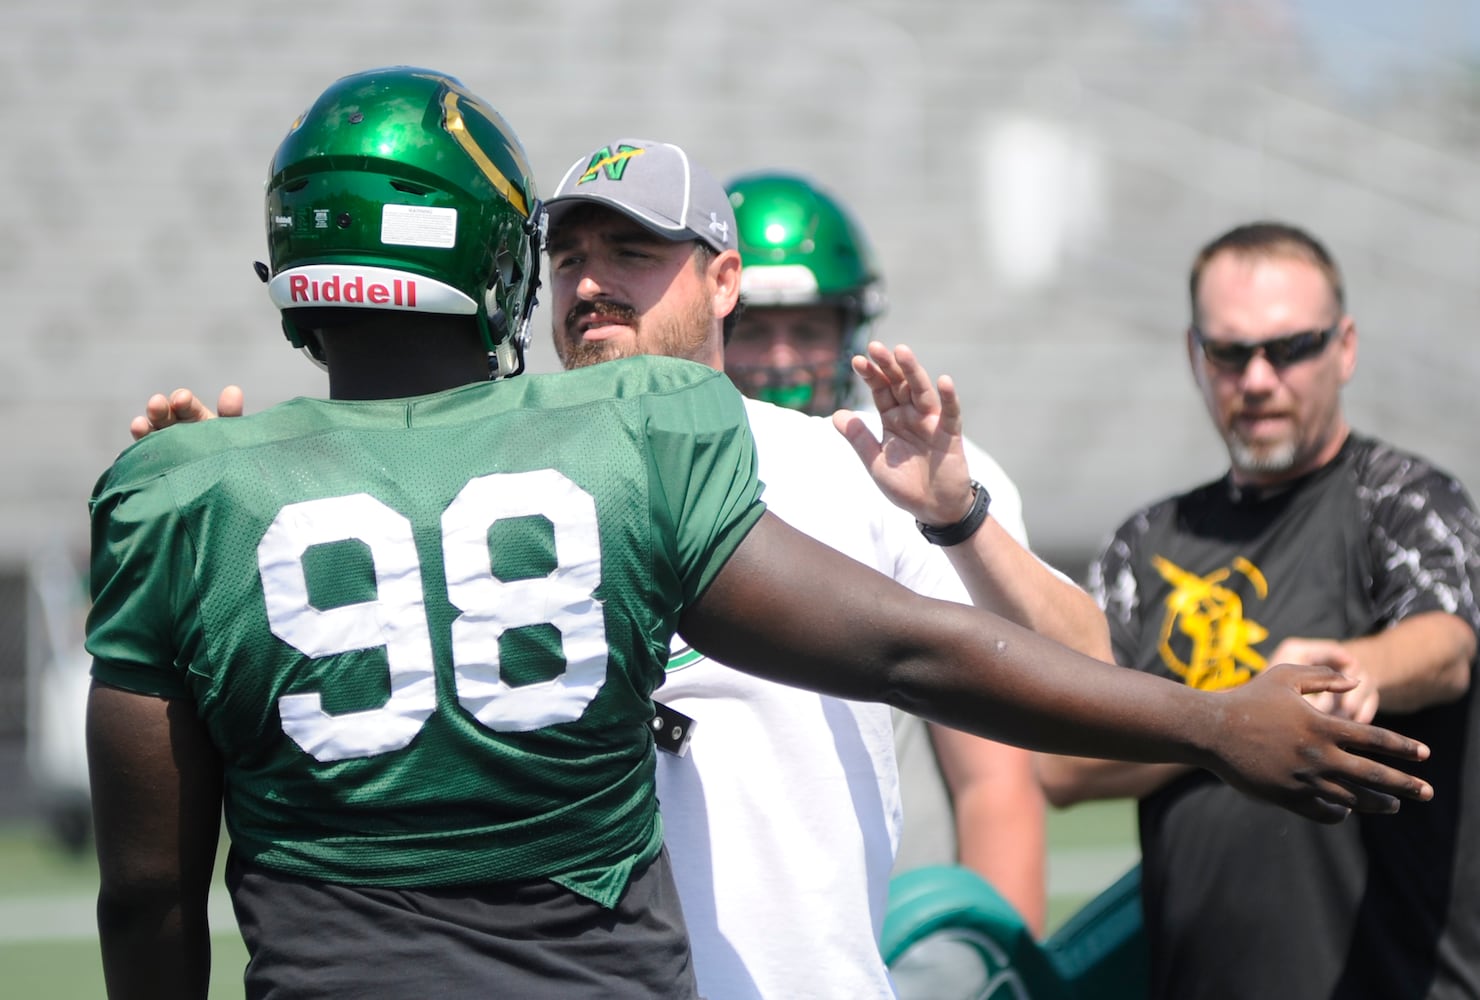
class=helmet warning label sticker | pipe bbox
[382,205,458,249]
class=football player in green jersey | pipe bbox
[94,68,1434,1000]
[722,170,884,416]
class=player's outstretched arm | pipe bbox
[87,681,223,999]
[834,342,1112,660]
[679,512,1433,824]
[129,386,245,441]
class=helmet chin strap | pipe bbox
[490,321,528,380]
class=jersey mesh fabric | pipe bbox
[86,355,764,907]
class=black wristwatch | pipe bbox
[916,480,991,546]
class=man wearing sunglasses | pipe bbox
[1036,221,1480,999]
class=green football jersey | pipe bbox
[86,355,765,907]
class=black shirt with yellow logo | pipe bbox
[1091,433,1480,1000]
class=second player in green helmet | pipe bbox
[260,66,544,380]
[725,171,886,414]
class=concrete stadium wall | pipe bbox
[3,0,1479,582]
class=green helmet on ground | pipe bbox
[725,171,886,411]
[262,67,543,379]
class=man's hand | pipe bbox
[1270,637,1379,723]
[129,386,245,440]
[832,341,975,526]
[1210,662,1429,824]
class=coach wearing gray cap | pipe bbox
[548,139,737,251]
[545,137,913,999]
[539,136,1108,1000]
[543,139,744,372]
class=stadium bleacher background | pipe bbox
[3,0,1479,816]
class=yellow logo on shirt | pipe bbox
[1153,555,1269,690]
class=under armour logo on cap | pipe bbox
[545,138,737,253]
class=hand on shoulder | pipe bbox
[129,386,245,440]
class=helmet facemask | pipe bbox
[726,303,871,415]
[725,172,885,414]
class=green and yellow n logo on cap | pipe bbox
[579,144,643,184]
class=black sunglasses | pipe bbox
[1191,323,1339,372]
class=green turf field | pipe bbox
[0,821,249,998]
[0,799,1138,997]
[1044,797,1140,930]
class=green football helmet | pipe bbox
[261,67,543,379]
[726,171,885,411]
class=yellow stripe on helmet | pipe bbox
[443,91,529,217]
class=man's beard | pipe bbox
[559,296,714,371]
[1227,431,1299,478]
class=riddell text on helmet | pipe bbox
[288,274,418,307]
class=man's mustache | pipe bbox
[565,300,639,337]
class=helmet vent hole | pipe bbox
[282,179,309,193]
[390,180,433,196]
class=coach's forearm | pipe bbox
[1034,752,1189,808]
[1347,611,1474,712]
[942,517,1113,660]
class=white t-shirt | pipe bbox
[850,407,1030,548]
[868,410,1035,875]
[656,398,972,1000]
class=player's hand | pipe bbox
[1209,662,1430,824]
[129,386,245,440]
[832,342,975,526]
[1270,637,1379,723]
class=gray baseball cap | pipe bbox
[546,139,737,253]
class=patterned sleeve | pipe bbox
[1087,511,1151,668]
[643,373,767,607]
[1361,448,1480,635]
